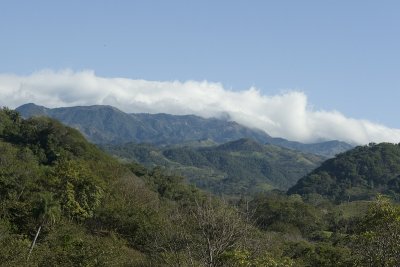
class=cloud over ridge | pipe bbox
[0,69,399,145]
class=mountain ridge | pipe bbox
[17,103,353,157]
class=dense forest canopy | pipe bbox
[289,142,400,202]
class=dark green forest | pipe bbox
[288,142,400,202]
[1,107,400,266]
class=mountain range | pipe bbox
[16,103,353,158]
[15,103,400,201]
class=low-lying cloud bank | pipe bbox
[0,69,399,144]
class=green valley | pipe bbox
[102,138,324,196]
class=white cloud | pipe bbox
[0,69,399,144]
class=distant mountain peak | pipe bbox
[16,103,49,118]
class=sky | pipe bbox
[0,1,400,144]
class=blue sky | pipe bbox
[1,1,400,135]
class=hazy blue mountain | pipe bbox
[17,103,353,157]
[101,138,324,195]
[17,103,271,144]
[272,138,353,159]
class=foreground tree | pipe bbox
[189,198,247,267]
[352,195,400,266]
[27,192,61,261]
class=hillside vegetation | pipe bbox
[2,107,400,266]
[0,107,250,266]
[102,138,324,196]
[289,142,400,202]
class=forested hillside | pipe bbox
[102,138,324,195]
[1,107,400,266]
[288,142,400,202]
[0,107,251,266]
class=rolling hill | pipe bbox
[102,138,324,195]
[288,142,400,201]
